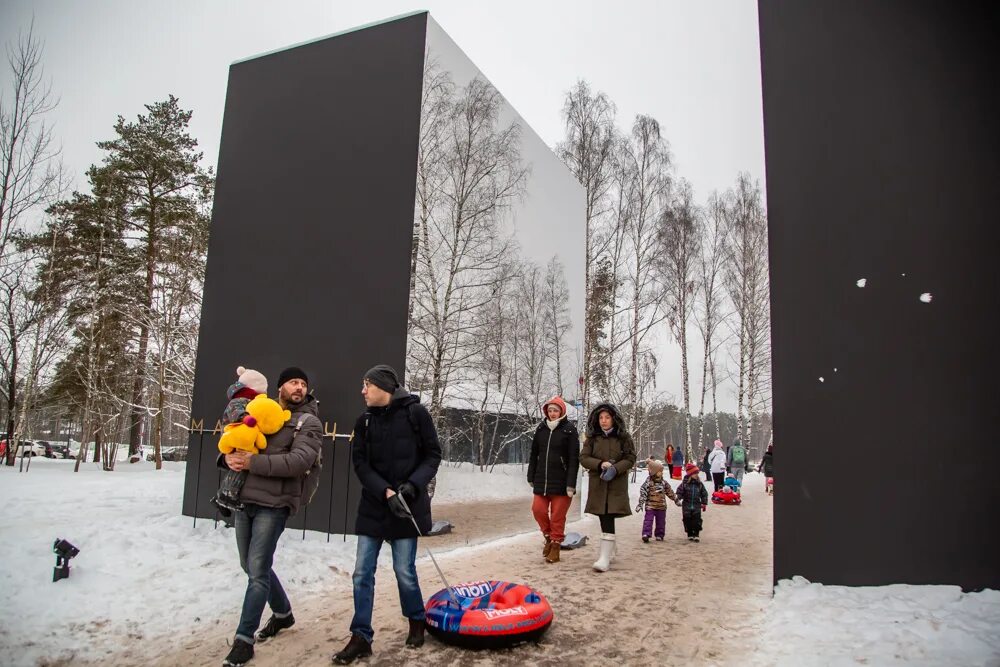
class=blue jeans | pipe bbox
[234,504,291,643]
[350,535,425,643]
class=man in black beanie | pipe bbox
[333,364,441,664]
[220,365,321,667]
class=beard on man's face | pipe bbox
[282,387,306,405]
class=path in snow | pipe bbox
[159,473,773,666]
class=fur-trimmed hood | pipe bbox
[585,402,629,439]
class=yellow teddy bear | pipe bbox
[217,395,290,455]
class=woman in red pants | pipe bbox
[527,396,580,564]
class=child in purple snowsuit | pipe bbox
[635,459,677,542]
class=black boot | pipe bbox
[256,612,295,642]
[405,618,425,648]
[332,634,372,664]
[222,638,254,666]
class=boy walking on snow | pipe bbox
[675,463,709,542]
[635,459,677,542]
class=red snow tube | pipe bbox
[711,487,742,505]
[425,580,553,649]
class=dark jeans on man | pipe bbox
[234,503,291,644]
[350,535,425,644]
[682,511,703,537]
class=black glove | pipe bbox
[387,493,411,519]
[398,481,418,501]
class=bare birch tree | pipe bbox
[622,116,671,441]
[658,179,701,459]
[542,255,572,395]
[724,172,769,442]
[556,80,616,415]
[0,21,66,454]
[694,189,729,447]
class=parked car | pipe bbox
[14,440,47,457]
[47,443,73,459]
[146,447,188,462]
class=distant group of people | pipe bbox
[525,397,774,572]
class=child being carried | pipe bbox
[210,366,268,517]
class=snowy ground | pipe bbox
[1,459,998,666]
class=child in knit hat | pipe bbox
[211,366,268,517]
[675,463,709,542]
[635,459,677,542]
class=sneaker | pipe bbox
[332,633,372,664]
[642,536,650,543]
[693,536,700,542]
[223,638,254,666]
[256,613,295,642]
[655,537,664,541]
[687,536,694,541]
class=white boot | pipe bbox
[592,534,615,572]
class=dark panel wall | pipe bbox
[182,13,428,531]
[760,2,1000,589]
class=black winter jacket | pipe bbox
[351,388,442,539]
[527,416,579,496]
[676,476,709,515]
[761,451,774,477]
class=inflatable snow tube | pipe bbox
[425,580,553,649]
[711,487,742,505]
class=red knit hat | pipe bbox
[685,463,700,477]
[542,396,567,418]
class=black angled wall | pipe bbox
[182,12,428,533]
[760,1,1000,590]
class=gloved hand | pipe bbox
[387,493,411,519]
[635,504,642,512]
[702,505,708,512]
[675,500,682,507]
[398,481,418,501]
[567,487,575,497]
[527,479,534,487]
[600,465,617,481]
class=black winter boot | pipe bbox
[405,618,425,648]
[332,634,372,664]
[222,638,254,666]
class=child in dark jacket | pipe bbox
[635,459,677,542]
[675,463,709,541]
[210,366,268,517]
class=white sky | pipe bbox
[0,0,766,413]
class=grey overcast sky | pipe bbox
[0,0,765,413]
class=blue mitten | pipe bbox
[600,465,617,481]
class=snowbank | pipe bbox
[754,576,1000,666]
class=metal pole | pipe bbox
[396,494,461,609]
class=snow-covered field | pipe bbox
[754,577,1000,666]
[1,458,998,666]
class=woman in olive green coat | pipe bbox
[579,402,636,572]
